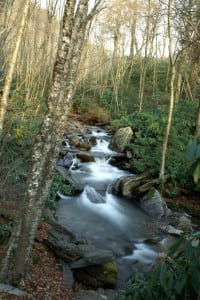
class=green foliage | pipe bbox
[109,101,198,191]
[117,232,200,300]
[0,223,12,244]
[48,171,76,201]
[186,139,200,184]
[6,91,46,146]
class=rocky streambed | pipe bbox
[44,124,194,299]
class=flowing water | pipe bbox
[56,127,159,288]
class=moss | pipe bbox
[73,262,118,288]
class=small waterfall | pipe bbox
[56,126,159,288]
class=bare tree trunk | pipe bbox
[0,1,4,16]
[159,0,176,178]
[196,99,200,142]
[0,0,30,138]
[0,0,102,286]
[160,64,176,177]
[138,0,151,112]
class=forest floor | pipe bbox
[0,118,200,299]
[0,221,83,300]
[164,193,200,220]
[0,195,199,300]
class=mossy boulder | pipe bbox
[73,262,118,288]
[109,127,133,152]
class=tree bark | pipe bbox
[159,0,176,178]
[196,99,200,142]
[0,0,30,138]
[0,0,101,286]
[138,0,151,112]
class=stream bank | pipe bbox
[50,123,194,295]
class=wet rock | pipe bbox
[89,136,97,146]
[160,225,183,236]
[69,248,114,269]
[56,165,83,191]
[0,284,29,296]
[77,152,95,163]
[139,188,171,219]
[178,215,193,232]
[73,262,118,289]
[60,260,74,288]
[75,288,117,300]
[45,230,114,269]
[79,142,91,151]
[69,135,80,147]
[159,236,180,252]
[85,186,106,204]
[112,174,151,197]
[109,127,133,152]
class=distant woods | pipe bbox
[0,0,199,177]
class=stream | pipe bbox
[56,126,160,288]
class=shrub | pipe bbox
[108,101,198,191]
[117,232,200,300]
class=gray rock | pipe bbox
[178,216,193,232]
[0,283,29,296]
[77,152,95,162]
[160,225,183,236]
[60,260,74,288]
[69,135,80,147]
[159,236,179,252]
[85,186,106,204]
[55,165,83,191]
[139,188,171,219]
[73,263,118,289]
[46,230,114,269]
[75,288,117,300]
[112,174,154,197]
[69,248,114,269]
[109,127,133,152]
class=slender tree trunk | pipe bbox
[175,72,182,102]
[138,0,151,112]
[159,0,176,178]
[159,64,176,177]
[129,18,137,57]
[0,0,30,138]
[196,99,200,142]
[0,0,101,286]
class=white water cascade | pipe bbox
[56,126,158,288]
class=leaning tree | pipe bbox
[0,0,103,285]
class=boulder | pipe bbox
[112,173,152,197]
[0,284,29,297]
[139,188,171,219]
[79,142,92,151]
[178,215,193,232]
[75,288,117,300]
[73,262,118,289]
[77,152,95,163]
[45,229,114,268]
[89,136,97,146]
[69,135,80,147]
[85,186,106,204]
[160,225,183,236]
[56,165,83,191]
[109,127,133,152]
[60,260,75,288]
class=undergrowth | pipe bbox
[117,232,200,300]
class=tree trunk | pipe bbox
[159,0,176,178]
[0,0,30,138]
[159,64,176,178]
[196,99,200,142]
[0,0,101,286]
[138,0,151,112]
